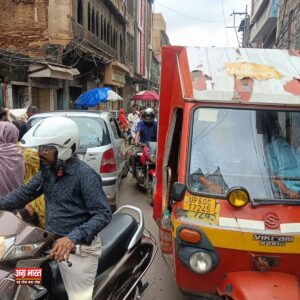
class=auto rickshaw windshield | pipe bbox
[189,107,300,201]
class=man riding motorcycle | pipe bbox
[131,108,158,178]
[135,108,157,145]
[0,116,112,300]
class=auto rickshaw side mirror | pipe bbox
[171,182,186,202]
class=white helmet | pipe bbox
[20,116,80,161]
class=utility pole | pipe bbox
[226,6,250,48]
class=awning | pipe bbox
[110,60,130,73]
[28,63,80,80]
[104,60,130,87]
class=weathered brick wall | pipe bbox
[0,0,50,58]
[277,1,300,49]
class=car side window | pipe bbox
[110,118,123,139]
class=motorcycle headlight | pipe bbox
[0,236,16,260]
[0,236,44,261]
[189,251,213,274]
[4,242,44,260]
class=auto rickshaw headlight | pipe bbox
[227,187,249,208]
[189,251,212,274]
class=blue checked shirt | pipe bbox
[0,157,112,245]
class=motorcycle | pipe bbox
[130,142,157,205]
[0,205,157,300]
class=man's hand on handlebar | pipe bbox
[50,237,75,262]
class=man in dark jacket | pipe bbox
[0,116,112,300]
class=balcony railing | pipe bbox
[73,22,117,59]
[110,0,126,17]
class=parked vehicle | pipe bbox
[28,111,128,211]
[130,142,157,205]
[153,46,300,299]
[0,205,157,300]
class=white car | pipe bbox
[28,110,128,211]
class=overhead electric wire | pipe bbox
[221,0,229,46]
[155,1,230,23]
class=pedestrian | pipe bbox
[0,108,9,121]
[127,104,139,144]
[0,121,24,196]
[13,120,45,227]
[18,105,38,122]
[0,116,112,300]
[118,108,129,145]
[131,106,145,141]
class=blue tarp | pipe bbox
[75,87,112,107]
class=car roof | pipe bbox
[29,110,112,119]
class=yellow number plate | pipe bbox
[183,195,216,215]
[187,205,221,225]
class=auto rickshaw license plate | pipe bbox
[183,195,216,214]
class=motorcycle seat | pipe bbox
[41,213,138,300]
[97,212,138,274]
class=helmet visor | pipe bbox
[144,115,154,122]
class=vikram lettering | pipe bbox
[253,234,294,246]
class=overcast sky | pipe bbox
[153,0,251,47]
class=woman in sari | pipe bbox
[13,120,45,228]
[0,121,24,196]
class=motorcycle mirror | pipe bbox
[171,182,186,202]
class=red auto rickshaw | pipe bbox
[154,46,300,299]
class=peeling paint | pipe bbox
[284,78,300,96]
[225,62,282,80]
[191,70,207,91]
[233,76,254,101]
[288,49,300,57]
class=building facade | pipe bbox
[0,0,156,112]
[151,13,169,89]
[130,0,154,97]
[248,0,299,50]
[276,0,300,49]
[249,0,280,48]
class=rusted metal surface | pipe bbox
[185,47,300,105]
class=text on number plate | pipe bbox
[183,196,216,214]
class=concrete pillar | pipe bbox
[63,80,70,109]
[6,84,13,108]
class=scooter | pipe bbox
[0,205,157,300]
[130,142,157,205]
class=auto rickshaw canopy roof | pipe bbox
[169,46,300,105]
[153,46,300,220]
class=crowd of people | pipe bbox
[0,102,159,299]
[117,104,158,146]
[0,106,111,300]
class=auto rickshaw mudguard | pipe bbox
[217,271,300,300]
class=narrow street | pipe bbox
[117,175,185,300]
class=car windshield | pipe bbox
[189,108,300,202]
[29,115,110,148]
